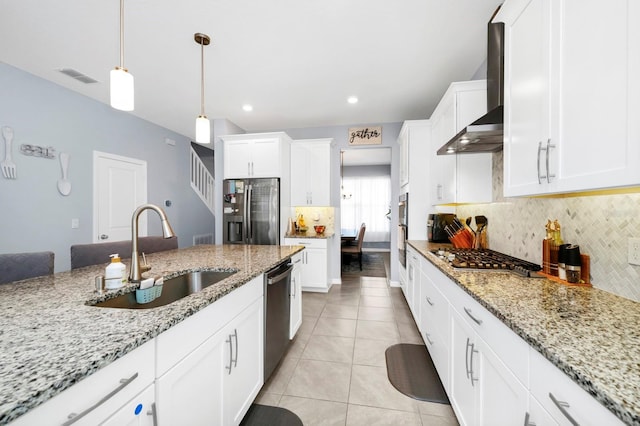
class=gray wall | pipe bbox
[279,124,402,285]
[0,63,215,272]
[343,164,391,178]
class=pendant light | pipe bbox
[195,33,211,144]
[110,0,134,111]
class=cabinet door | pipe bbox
[307,143,330,205]
[156,330,225,426]
[502,0,554,197]
[224,140,252,179]
[101,385,155,426]
[301,249,328,291]
[527,395,559,426]
[476,338,528,426]
[449,310,476,426]
[290,144,309,205]
[223,297,264,425]
[432,102,457,205]
[290,254,303,338]
[251,139,280,177]
[398,130,409,187]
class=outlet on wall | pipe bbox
[628,238,640,265]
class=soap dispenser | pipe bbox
[105,254,126,290]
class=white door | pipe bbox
[93,151,147,243]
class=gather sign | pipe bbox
[348,126,382,146]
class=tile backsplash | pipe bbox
[291,206,336,234]
[456,151,640,302]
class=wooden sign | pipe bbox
[348,126,382,146]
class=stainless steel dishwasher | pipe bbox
[264,260,292,381]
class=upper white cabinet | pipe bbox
[222,132,292,179]
[497,0,640,196]
[430,81,492,205]
[290,138,333,206]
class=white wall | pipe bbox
[0,63,215,272]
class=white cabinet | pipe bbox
[222,132,291,179]
[284,238,329,292]
[430,80,493,205]
[405,246,420,319]
[529,348,624,426]
[498,0,640,196]
[155,276,264,426]
[101,385,156,426]
[10,340,156,426]
[397,120,432,240]
[289,252,303,339]
[290,139,333,206]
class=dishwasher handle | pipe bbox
[267,263,293,285]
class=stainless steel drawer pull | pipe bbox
[524,412,536,426]
[537,141,543,184]
[469,343,479,386]
[148,402,158,426]
[63,372,139,425]
[549,393,579,426]
[424,333,434,345]
[545,139,556,183]
[465,338,472,379]
[464,307,483,325]
[226,333,234,374]
[232,328,239,368]
[426,296,434,306]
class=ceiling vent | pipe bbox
[57,68,99,84]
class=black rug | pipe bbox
[385,343,450,404]
[240,404,303,426]
[341,252,387,277]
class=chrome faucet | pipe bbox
[129,203,176,283]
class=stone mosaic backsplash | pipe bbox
[456,151,640,302]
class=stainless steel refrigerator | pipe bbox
[223,178,280,245]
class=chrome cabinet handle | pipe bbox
[426,296,434,306]
[545,139,556,183]
[437,184,443,200]
[62,373,139,425]
[251,162,254,176]
[465,337,472,379]
[469,343,479,386]
[537,141,543,184]
[232,328,239,368]
[148,402,158,426]
[291,276,296,297]
[247,162,251,176]
[424,333,434,345]
[549,393,579,425]
[464,307,483,325]
[226,333,234,374]
[524,412,536,426]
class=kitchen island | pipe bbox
[0,244,302,425]
[408,240,640,425]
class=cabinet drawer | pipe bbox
[156,276,263,377]
[530,348,623,426]
[12,340,155,426]
[436,271,529,387]
[284,237,327,249]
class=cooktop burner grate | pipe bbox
[432,248,543,277]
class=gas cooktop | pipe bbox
[432,248,543,278]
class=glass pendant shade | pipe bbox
[110,67,134,111]
[195,115,210,144]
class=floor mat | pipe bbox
[385,343,450,404]
[240,404,304,426]
[341,252,388,277]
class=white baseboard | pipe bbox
[389,280,400,288]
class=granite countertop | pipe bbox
[285,231,334,239]
[407,240,640,425]
[0,244,303,425]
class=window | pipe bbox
[341,175,391,242]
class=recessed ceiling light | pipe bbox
[347,96,358,104]
[242,104,253,112]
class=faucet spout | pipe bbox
[129,203,176,282]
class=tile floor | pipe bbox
[255,274,460,426]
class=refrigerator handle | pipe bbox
[243,184,249,244]
[246,184,253,243]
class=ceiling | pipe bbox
[0,0,503,140]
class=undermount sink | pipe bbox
[92,269,237,309]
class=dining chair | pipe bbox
[0,251,55,284]
[341,223,366,270]
[71,236,178,269]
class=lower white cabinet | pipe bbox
[405,246,419,317]
[284,238,329,292]
[155,275,264,426]
[10,340,156,426]
[101,385,156,426]
[290,252,303,339]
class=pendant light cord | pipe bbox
[119,0,125,68]
[200,40,205,116]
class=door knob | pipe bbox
[100,234,109,240]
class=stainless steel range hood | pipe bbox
[438,7,504,155]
